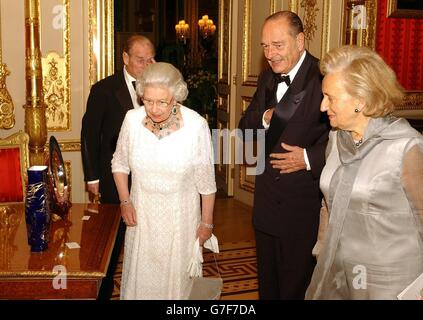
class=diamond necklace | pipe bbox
[144,110,180,139]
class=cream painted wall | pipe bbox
[0,0,26,137]
[0,0,92,203]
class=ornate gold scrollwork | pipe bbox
[398,92,423,111]
[40,0,71,131]
[42,52,69,130]
[0,4,15,130]
[0,206,20,270]
[300,0,319,42]
[0,63,15,129]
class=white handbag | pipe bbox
[188,270,223,300]
[187,236,223,300]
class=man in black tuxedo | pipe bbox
[239,11,329,299]
[81,35,155,299]
[82,35,155,204]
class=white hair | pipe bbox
[136,62,188,102]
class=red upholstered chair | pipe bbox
[0,131,30,203]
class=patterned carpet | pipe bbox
[111,240,258,300]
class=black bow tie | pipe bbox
[131,80,137,91]
[274,74,291,86]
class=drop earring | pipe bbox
[172,105,177,115]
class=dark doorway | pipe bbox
[114,0,218,128]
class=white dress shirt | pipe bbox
[262,51,311,170]
[124,66,142,109]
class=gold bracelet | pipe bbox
[200,222,214,229]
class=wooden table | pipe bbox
[0,203,121,299]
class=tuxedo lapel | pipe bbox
[264,71,278,107]
[275,89,306,121]
[265,52,314,157]
[288,52,314,95]
[114,71,134,112]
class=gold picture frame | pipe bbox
[342,0,378,49]
[396,91,423,111]
[387,0,423,18]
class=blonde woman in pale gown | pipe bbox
[112,62,216,299]
[306,45,423,300]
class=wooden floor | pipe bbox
[213,196,255,243]
[213,196,258,299]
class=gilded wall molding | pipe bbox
[241,0,258,87]
[270,0,276,14]
[39,0,73,132]
[387,0,423,18]
[88,0,96,86]
[42,51,70,131]
[60,140,81,152]
[300,0,319,42]
[290,0,300,13]
[218,0,230,85]
[217,0,232,114]
[45,139,81,153]
[0,270,105,278]
[397,92,423,111]
[241,0,251,86]
[290,0,333,58]
[0,4,15,129]
[0,206,20,270]
[88,0,115,86]
[0,64,15,129]
[320,0,331,57]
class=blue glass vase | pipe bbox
[25,165,51,252]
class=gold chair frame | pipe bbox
[0,131,30,202]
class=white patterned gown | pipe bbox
[111,106,216,300]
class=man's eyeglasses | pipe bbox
[142,98,172,109]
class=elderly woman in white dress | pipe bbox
[306,45,423,300]
[112,62,216,300]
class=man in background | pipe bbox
[81,34,155,299]
[82,35,155,204]
[238,11,329,299]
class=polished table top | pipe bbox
[0,203,121,280]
